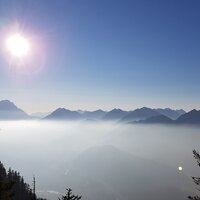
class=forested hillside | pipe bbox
[0,161,44,200]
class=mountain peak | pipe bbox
[103,109,128,120]
[190,109,198,113]
[175,109,200,124]
[111,108,124,112]
[140,107,151,110]
[121,107,159,122]
[55,107,68,112]
[0,100,17,110]
[0,100,29,119]
[44,107,81,120]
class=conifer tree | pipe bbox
[0,161,39,200]
[188,150,200,200]
[58,188,82,200]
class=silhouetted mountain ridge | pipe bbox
[41,107,188,123]
[43,108,82,120]
[103,108,129,120]
[176,109,200,124]
[134,109,200,125]
[120,107,160,122]
[81,109,107,120]
[155,108,185,120]
[133,115,173,124]
[175,109,186,116]
[0,100,29,120]
[0,99,193,124]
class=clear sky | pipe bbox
[0,0,200,113]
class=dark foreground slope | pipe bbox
[0,161,41,200]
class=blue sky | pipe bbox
[0,0,200,113]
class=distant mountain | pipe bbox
[0,99,190,123]
[65,145,190,200]
[175,109,186,116]
[134,115,173,124]
[43,108,82,120]
[103,109,129,120]
[176,109,200,124]
[121,107,160,122]
[0,100,29,120]
[81,109,107,120]
[43,107,186,122]
[131,110,200,125]
[155,108,184,120]
[31,112,50,118]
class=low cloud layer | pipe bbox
[0,121,199,199]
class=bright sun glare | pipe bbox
[6,33,30,58]
[178,166,183,171]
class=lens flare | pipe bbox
[6,33,30,57]
[178,166,183,171]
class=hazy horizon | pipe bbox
[19,104,193,115]
[0,96,198,115]
[0,99,192,115]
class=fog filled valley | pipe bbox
[0,120,199,200]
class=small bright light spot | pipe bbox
[6,33,30,57]
[178,166,183,171]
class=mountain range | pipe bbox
[133,109,200,125]
[43,106,188,123]
[1,99,200,125]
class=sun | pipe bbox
[6,33,30,58]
